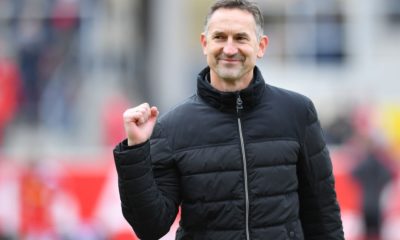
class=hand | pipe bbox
[123,103,159,146]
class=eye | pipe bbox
[236,35,248,42]
[213,35,224,40]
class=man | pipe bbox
[113,0,344,239]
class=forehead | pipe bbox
[207,8,257,34]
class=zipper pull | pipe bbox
[236,93,243,116]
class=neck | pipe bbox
[209,70,253,92]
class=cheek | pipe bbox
[206,48,221,60]
[206,42,224,54]
[206,54,217,65]
[242,48,258,61]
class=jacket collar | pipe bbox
[197,66,266,113]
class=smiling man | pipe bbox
[201,7,268,91]
[113,1,345,239]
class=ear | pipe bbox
[257,35,269,58]
[200,33,208,55]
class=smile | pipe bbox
[219,59,242,63]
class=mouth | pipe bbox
[220,59,241,62]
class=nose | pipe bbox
[223,39,238,56]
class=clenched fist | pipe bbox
[123,103,159,146]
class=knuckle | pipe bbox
[123,109,131,118]
[123,108,139,120]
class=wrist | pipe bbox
[123,139,148,149]
[127,138,146,146]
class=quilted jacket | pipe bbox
[113,66,344,240]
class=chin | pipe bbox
[216,69,242,81]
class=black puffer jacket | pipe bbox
[113,67,344,240]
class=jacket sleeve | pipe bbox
[113,123,180,240]
[297,99,344,240]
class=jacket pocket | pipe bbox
[285,220,304,240]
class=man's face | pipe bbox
[201,8,268,84]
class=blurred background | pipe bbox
[0,0,399,239]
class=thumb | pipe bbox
[148,106,159,124]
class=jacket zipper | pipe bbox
[236,94,250,240]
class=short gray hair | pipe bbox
[204,0,264,40]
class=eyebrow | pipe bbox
[235,32,250,38]
[211,31,226,36]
